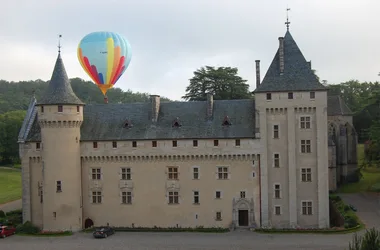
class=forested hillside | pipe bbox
[0,78,171,114]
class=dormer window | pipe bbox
[123,119,132,128]
[58,105,63,112]
[288,92,293,99]
[222,116,231,126]
[172,117,181,127]
[266,93,272,100]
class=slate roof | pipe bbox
[26,99,256,141]
[327,96,353,116]
[254,31,327,93]
[37,53,84,105]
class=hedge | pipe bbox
[84,226,229,233]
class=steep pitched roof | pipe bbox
[37,53,84,105]
[26,99,256,141]
[255,31,327,93]
[327,96,353,116]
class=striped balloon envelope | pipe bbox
[77,31,132,97]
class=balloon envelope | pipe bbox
[77,31,132,96]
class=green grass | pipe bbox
[0,168,22,204]
[338,144,380,193]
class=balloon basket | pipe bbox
[104,97,108,104]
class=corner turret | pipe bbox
[35,52,84,232]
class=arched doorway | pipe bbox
[84,218,94,229]
[232,198,255,227]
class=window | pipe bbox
[152,141,157,147]
[122,191,132,204]
[266,93,272,100]
[252,172,255,178]
[121,168,131,180]
[41,106,44,113]
[301,168,312,182]
[274,154,280,168]
[193,140,198,147]
[168,191,179,204]
[76,106,80,112]
[300,116,311,129]
[193,191,199,204]
[36,142,40,149]
[58,105,63,112]
[193,167,199,179]
[112,141,117,148]
[274,184,281,199]
[168,167,178,180]
[214,140,219,146]
[235,139,240,146]
[302,201,313,215]
[288,92,293,99]
[56,181,62,192]
[93,142,98,149]
[39,187,43,203]
[240,191,246,198]
[132,141,137,147]
[301,140,311,153]
[273,125,279,139]
[215,191,221,199]
[310,92,315,99]
[172,140,177,147]
[275,206,281,215]
[215,212,222,221]
[92,191,102,204]
[217,167,229,179]
[92,168,101,180]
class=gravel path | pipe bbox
[0,231,354,250]
[0,199,22,212]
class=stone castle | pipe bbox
[18,28,357,231]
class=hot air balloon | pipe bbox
[77,31,132,103]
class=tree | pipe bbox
[0,110,26,164]
[182,66,251,101]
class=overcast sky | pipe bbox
[1,0,379,100]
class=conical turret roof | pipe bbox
[37,53,84,105]
[254,31,327,93]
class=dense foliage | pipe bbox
[182,66,252,101]
[349,228,380,250]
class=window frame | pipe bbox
[167,166,179,180]
[301,168,312,182]
[301,139,312,153]
[301,200,313,215]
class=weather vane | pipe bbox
[285,7,291,31]
[58,34,62,53]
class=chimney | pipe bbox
[278,37,285,74]
[207,93,214,120]
[150,95,160,123]
[308,61,312,69]
[255,60,261,88]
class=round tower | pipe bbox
[35,52,85,232]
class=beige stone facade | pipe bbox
[18,29,358,232]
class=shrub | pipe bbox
[349,228,380,250]
[6,209,22,217]
[0,210,5,218]
[329,194,342,202]
[16,221,41,234]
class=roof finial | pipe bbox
[58,34,62,54]
[285,7,291,31]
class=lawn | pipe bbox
[338,144,380,193]
[0,168,22,204]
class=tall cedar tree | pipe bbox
[182,66,251,101]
